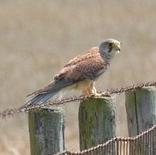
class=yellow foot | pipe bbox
[101,91,111,97]
[89,92,103,98]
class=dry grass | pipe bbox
[0,0,156,154]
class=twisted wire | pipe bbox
[0,81,156,118]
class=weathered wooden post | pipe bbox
[125,86,156,136]
[125,86,156,154]
[28,107,65,155]
[79,97,116,150]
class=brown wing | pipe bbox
[54,47,109,82]
[26,47,109,105]
[64,47,99,67]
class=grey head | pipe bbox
[99,39,121,60]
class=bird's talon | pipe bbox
[89,93,103,98]
[101,91,111,97]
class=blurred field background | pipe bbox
[0,0,156,154]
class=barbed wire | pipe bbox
[0,81,156,118]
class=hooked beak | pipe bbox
[117,50,120,54]
[115,42,121,54]
[112,41,121,54]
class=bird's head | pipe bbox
[99,39,121,60]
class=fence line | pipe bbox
[56,124,156,155]
[1,81,156,118]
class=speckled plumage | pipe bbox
[54,47,109,82]
[26,39,121,105]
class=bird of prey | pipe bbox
[26,39,121,106]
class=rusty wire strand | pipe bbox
[0,81,156,118]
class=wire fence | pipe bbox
[56,124,156,155]
[1,81,156,118]
[1,80,156,155]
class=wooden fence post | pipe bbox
[125,86,156,136]
[28,107,65,155]
[125,86,156,154]
[79,97,116,150]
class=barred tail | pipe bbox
[26,91,58,107]
[25,79,73,107]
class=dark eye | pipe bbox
[109,43,113,48]
[108,43,113,52]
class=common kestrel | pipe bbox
[27,39,121,105]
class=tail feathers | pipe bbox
[26,91,57,107]
[27,81,57,97]
[25,79,73,107]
